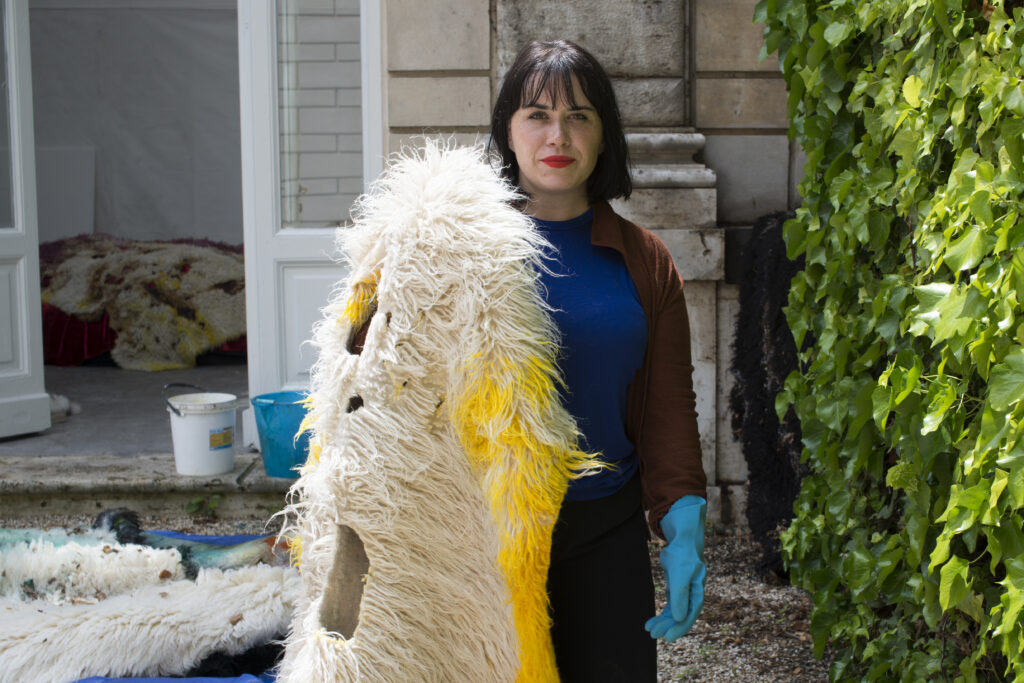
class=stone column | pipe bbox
[610,132,723,524]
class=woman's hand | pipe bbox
[645,495,706,641]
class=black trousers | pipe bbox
[547,475,658,682]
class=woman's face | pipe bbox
[508,76,603,218]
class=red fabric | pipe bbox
[41,303,118,366]
[218,336,248,353]
[41,302,247,365]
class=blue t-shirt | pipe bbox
[533,209,648,500]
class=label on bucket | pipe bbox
[209,426,233,450]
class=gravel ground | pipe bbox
[5,513,830,681]
[654,527,831,682]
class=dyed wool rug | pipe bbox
[277,142,597,682]
[40,236,246,370]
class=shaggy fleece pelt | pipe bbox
[728,210,805,576]
[0,541,298,683]
[0,539,186,603]
[277,141,596,682]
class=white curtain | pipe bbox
[30,4,242,244]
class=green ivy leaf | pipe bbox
[922,382,957,435]
[906,512,929,567]
[939,555,970,611]
[931,530,952,569]
[994,583,1024,637]
[1004,83,1024,117]
[886,461,919,491]
[903,74,924,107]
[824,21,853,46]
[968,190,995,228]
[849,544,878,600]
[988,349,1024,412]
[872,384,893,430]
[944,225,991,271]
[983,469,1009,525]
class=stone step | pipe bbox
[0,453,293,521]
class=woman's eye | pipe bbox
[527,111,547,120]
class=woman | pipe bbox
[489,40,708,681]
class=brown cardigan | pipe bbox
[590,202,707,536]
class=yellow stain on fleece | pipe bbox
[297,395,318,462]
[280,397,319,572]
[343,271,380,326]
[452,353,600,682]
[288,534,303,569]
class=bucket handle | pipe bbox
[163,383,205,417]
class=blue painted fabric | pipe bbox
[534,209,648,500]
[73,675,274,683]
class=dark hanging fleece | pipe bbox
[729,210,807,578]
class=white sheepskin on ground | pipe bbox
[0,525,114,549]
[0,564,299,683]
[277,141,591,682]
[0,539,185,603]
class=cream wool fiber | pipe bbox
[278,141,597,682]
[0,562,299,683]
[0,539,186,603]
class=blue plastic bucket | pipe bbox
[251,391,311,478]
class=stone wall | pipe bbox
[381,0,793,524]
[695,0,801,225]
[385,0,491,151]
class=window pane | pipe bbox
[277,0,362,229]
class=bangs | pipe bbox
[520,63,581,110]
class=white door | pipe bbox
[0,1,49,439]
[237,0,383,445]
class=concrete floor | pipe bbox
[0,361,252,457]
[0,360,304,521]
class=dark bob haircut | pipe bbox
[489,40,631,204]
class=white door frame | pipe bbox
[236,0,384,446]
[0,0,49,439]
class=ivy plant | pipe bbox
[755,0,1024,679]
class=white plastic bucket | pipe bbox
[165,386,238,476]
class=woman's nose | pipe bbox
[546,119,569,145]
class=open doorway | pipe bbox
[17,1,247,456]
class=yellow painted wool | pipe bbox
[343,274,378,325]
[297,403,316,442]
[288,534,303,569]
[305,439,322,465]
[452,353,601,682]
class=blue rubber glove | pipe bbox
[645,495,706,642]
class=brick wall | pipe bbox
[278,0,364,227]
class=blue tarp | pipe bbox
[146,530,271,545]
[74,675,275,683]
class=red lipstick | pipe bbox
[541,155,575,168]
